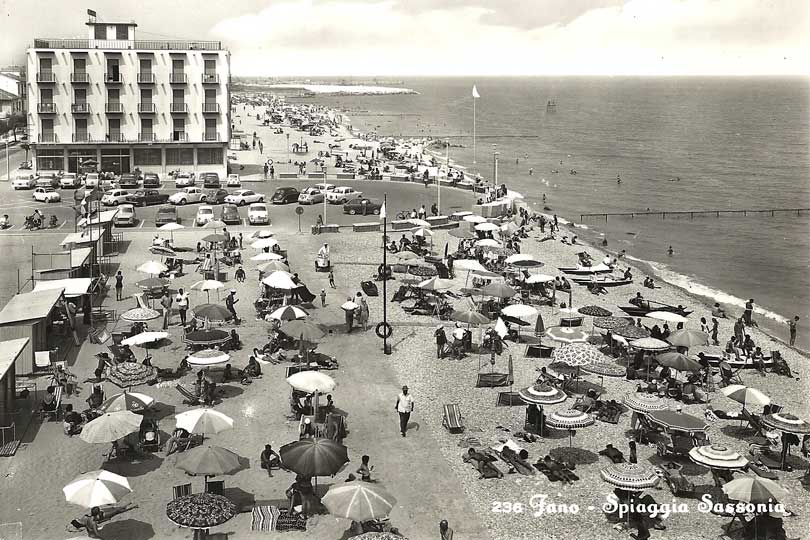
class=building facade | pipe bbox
[27,19,230,176]
[0,71,25,117]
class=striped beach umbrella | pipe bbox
[601,463,660,492]
[760,412,810,435]
[546,409,594,447]
[63,470,132,508]
[100,391,155,413]
[322,482,397,522]
[622,393,668,414]
[689,445,749,470]
[721,385,771,409]
[629,337,670,351]
[546,327,589,344]
[614,325,650,339]
[120,307,161,322]
[268,305,308,321]
[722,477,788,505]
[517,384,568,405]
[667,329,709,348]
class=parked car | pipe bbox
[201,172,221,188]
[33,187,61,203]
[226,174,241,187]
[195,205,215,226]
[142,173,160,188]
[327,186,363,204]
[271,187,300,204]
[101,189,131,206]
[298,187,324,205]
[248,202,270,225]
[169,187,207,205]
[314,183,336,193]
[225,189,264,206]
[343,197,383,216]
[12,173,37,189]
[119,173,139,189]
[155,206,179,226]
[221,204,241,224]
[59,173,81,189]
[205,189,229,205]
[114,204,137,226]
[36,173,60,188]
[126,189,170,207]
[18,161,32,170]
[175,171,195,187]
[84,172,101,188]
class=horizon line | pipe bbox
[231,73,810,79]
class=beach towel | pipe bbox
[251,505,280,532]
[275,509,307,532]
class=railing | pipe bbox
[104,72,123,83]
[0,421,15,451]
[72,133,93,142]
[579,209,810,221]
[138,132,155,142]
[138,103,156,113]
[173,133,188,142]
[71,103,91,113]
[70,72,89,83]
[106,133,127,142]
[105,103,124,113]
[33,38,223,50]
[170,102,188,113]
[36,72,56,83]
[203,132,220,142]
[202,73,219,84]
[202,103,220,113]
[37,103,57,113]
[137,73,155,84]
[170,73,187,84]
[38,133,58,143]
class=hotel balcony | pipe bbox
[71,73,90,84]
[172,133,188,142]
[138,132,156,142]
[170,102,188,114]
[104,72,124,84]
[106,103,124,114]
[138,103,156,114]
[106,133,127,143]
[201,73,219,84]
[203,132,220,142]
[169,73,187,84]
[37,103,57,114]
[38,133,58,143]
[71,103,91,114]
[202,103,220,114]
[36,72,56,83]
[72,133,94,143]
[137,73,155,84]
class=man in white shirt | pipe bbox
[395,385,414,437]
[175,288,189,327]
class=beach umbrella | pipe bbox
[192,303,233,324]
[475,222,500,232]
[391,251,420,262]
[503,253,534,263]
[279,438,349,478]
[80,411,142,443]
[463,215,487,224]
[407,218,431,228]
[412,227,432,237]
[183,329,231,347]
[760,412,810,435]
[202,219,227,230]
[175,408,234,436]
[511,259,544,268]
[258,260,290,273]
[689,445,749,470]
[287,371,336,394]
[448,228,476,239]
[137,260,168,275]
[721,385,771,409]
[545,327,589,344]
[250,252,284,262]
[505,189,524,199]
[647,311,689,324]
[629,337,670,351]
[614,324,650,339]
[578,305,612,317]
[175,445,244,477]
[600,463,660,492]
[322,482,397,522]
[251,238,279,250]
[502,304,538,319]
[201,233,227,244]
[657,352,702,372]
[450,310,490,325]
[525,274,555,284]
[120,307,161,322]
[251,229,275,238]
[722,477,788,505]
[268,305,308,321]
[63,470,132,508]
[546,409,594,447]
[187,349,230,367]
[418,277,453,291]
[262,271,297,289]
[166,493,236,529]
[647,410,707,432]
[149,246,177,258]
[622,393,668,414]
[453,259,488,272]
[279,319,327,342]
[480,282,516,299]
[667,329,709,348]
[517,384,567,405]
[100,391,154,413]
[159,222,184,242]
[107,363,157,388]
[191,280,224,292]
[121,331,168,347]
[501,221,519,234]
[593,316,632,330]
[475,239,501,248]
[582,361,626,378]
[354,534,411,540]
[136,277,169,291]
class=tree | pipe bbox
[7,112,25,142]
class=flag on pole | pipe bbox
[379,201,386,220]
[87,9,97,17]
[472,85,480,99]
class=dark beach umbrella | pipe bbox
[480,282,516,299]
[192,304,233,324]
[613,325,650,339]
[511,259,544,268]
[166,493,236,529]
[183,329,231,347]
[450,310,490,325]
[201,233,228,244]
[279,320,327,343]
[578,305,612,317]
[279,438,349,478]
[175,445,245,477]
[657,352,701,372]
[448,228,475,239]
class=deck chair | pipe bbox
[205,480,224,495]
[636,414,662,443]
[324,413,346,443]
[176,384,202,406]
[442,404,465,433]
[173,483,192,499]
[476,372,509,387]
[108,344,134,363]
[719,363,743,387]
[741,409,766,436]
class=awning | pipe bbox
[61,230,102,246]
[71,247,93,268]
[0,288,64,325]
[0,338,29,382]
[78,209,118,227]
[33,278,93,298]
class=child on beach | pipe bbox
[357,455,374,482]
[320,289,327,307]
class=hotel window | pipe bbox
[36,148,63,170]
[94,25,106,39]
[74,57,86,74]
[141,88,152,104]
[134,148,162,166]
[166,147,193,165]
[39,57,52,73]
[173,88,184,102]
[108,118,121,140]
[41,118,54,135]
[141,118,153,138]
[172,118,185,141]
[40,88,53,104]
[75,118,88,140]
[204,59,216,74]
[198,148,223,165]
[74,88,87,104]
[116,25,128,40]
[108,88,120,104]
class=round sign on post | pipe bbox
[295,206,304,233]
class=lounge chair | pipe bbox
[741,409,766,436]
[324,413,346,443]
[476,372,508,388]
[442,404,465,433]
[173,483,192,499]
[39,385,63,420]
[661,466,695,497]
[176,384,201,406]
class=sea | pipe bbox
[300,77,810,351]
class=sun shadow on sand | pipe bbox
[548,447,599,465]
[645,454,708,476]
[99,518,155,540]
[103,454,165,477]
[719,424,755,440]
[217,384,245,400]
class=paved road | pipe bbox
[0,144,25,180]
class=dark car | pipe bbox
[126,189,170,207]
[119,173,139,189]
[343,197,383,216]
[142,173,160,188]
[205,188,229,205]
[155,206,178,226]
[201,172,221,188]
[221,204,241,224]
[271,187,300,204]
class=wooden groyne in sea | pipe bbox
[579,208,810,221]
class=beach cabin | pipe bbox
[0,288,68,376]
[0,338,30,456]
[32,246,94,282]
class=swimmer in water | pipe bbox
[667,246,674,256]
[617,173,622,184]
[529,168,533,175]
[524,153,528,159]
[542,194,547,203]
[516,158,519,165]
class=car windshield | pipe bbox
[199,208,213,215]
[250,204,266,211]
[133,191,145,196]
[120,207,134,215]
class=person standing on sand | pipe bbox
[711,318,720,345]
[328,270,336,289]
[114,270,124,301]
[789,316,799,346]
[744,299,757,327]
[395,385,414,437]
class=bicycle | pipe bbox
[395,210,410,220]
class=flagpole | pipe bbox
[382,194,391,354]
[473,91,476,173]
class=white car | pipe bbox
[33,187,61,203]
[84,173,101,188]
[195,205,215,226]
[113,204,137,226]
[225,189,264,206]
[327,186,362,204]
[298,187,324,205]
[169,187,207,205]
[314,182,335,193]
[101,189,131,206]
[175,172,196,187]
[226,174,241,187]
[248,202,270,225]
[59,173,81,189]
[12,174,37,189]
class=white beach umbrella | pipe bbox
[502,304,538,319]
[258,260,291,273]
[463,215,487,224]
[262,271,297,289]
[175,408,234,435]
[159,222,184,231]
[525,274,555,284]
[475,239,501,248]
[418,277,454,291]
[191,280,224,292]
[413,227,433,237]
[408,219,431,228]
[251,238,279,250]
[137,260,168,275]
[187,349,231,367]
[474,222,500,232]
[63,470,132,508]
[251,252,284,262]
[504,190,524,199]
[505,254,535,264]
[341,300,359,311]
[121,331,168,347]
[251,230,275,238]
[287,371,336,393]
[647,311,689,323]
[80,411,142,444]
[202,219,227,229]
[721,385,771,409]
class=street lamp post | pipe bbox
[286,133,290,164]
[4,141,9,182]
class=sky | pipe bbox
[0,0,808,76]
